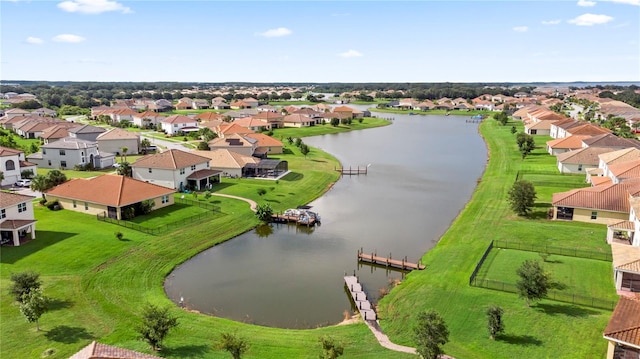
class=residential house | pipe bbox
[224,109,259,119]
[244,133,283,156]
[29,137,115,169]
[2,108,31,119]
[282,114,313,128]
[216,123,255,138]
[211,100,230,110]
[0,146,37,186]
[69,341,163,359]
[132,149,218,191]
[565,123,612,138]
[233,117,271,132]
[582,133,640,150]
[555,147,614,174]
[195,112,225,123]
[473,100,494,111]
[192,149,259,178]
[174,102,191,110]
[0,114,42,130]
[0,192,37,246]
[161,115,199,136]
[547,135,592,155]
[192,99,210,109]
[32,108,57,117]
[599,148,640,180]
[257,104,278,112]
[252,111,284,128]
[96,128,141,156]
[13,118,65,139]
[550,119,580,139]
[132,111,165,128]
[152,99,173,112]
[40,123,81,144]
[415,100,435,111]
[609,243,640,292]
[453,102,474,111]
[68,124,106,142]
[109,108,138,123]
[602,297,640,359]
[607,160,640,184]
[44,174,176,220]
[525,120,555,136]
[552,178,640,224]
[398,99,419,110]
[208,133,257,156]
[242,97,259,108]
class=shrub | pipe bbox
[39,198,47,206]
[115,232,123,240]
[45,200,59,210]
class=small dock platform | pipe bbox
[357,249,425,270]
[271,214,316,226]
[335,166,368,176]
[344,275,377,321]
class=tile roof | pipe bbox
[132,149,209,170]
[244,133,283,147]
[552,178,640,213]
[0,192,36,208]
[283,114,312,124]
[566,124,612,137]
[134,111,165,119]
[0,219,37,230]
[209,133,256,148]
[547,135,592,149]
[69,341,163,359]
[68,124,106,134]
[218,123,255,136]
[162,115,196,124]
[333,105,355,112]
[556,147,614,165]
[0,146,22,157]
[582,133,640,149]
[195,112,225,122]
[591,176,612,186]
[608,159,640,181]
[41,137,97,150]
[97,128,140,140]
[45,174,175,207]
[253,111,283,120]
[232,117,269,128]
[611,241,640,273]
[525,120,554,130]
[603,296,640,347]
[600,148,640,166]
[186,168,222,180]
[191,149,258,169]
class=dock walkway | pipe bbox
[357,249,425,270]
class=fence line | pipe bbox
[493,240,612,262]
[468,240,494,286]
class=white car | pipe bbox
[15,179,31,187]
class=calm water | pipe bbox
[164,112,487,328]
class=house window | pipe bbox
[85,202,88,210]
[18,203,27,213]
[1,209,5,219]
[73,200,77,208]
[578,164,583,171]
[191,165,196,170]
[148,168,153,173]
[43,149,47,155]
[5,160,15,171]
[59,150,66,156]
[161,195,169,204]
[180,168,185,175]
[48,160,52,166]
[82,157,85,163]
[591,211,598,220]
[61,161,67,168]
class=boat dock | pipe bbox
[357,249,425,270]
[335,166,368,176]
[271,214,317,226]
[344,275,377,321]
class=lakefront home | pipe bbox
[0,192,37,247]
[132,149,219,191]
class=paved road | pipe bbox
[140,133,193,152]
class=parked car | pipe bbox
[15,179,31,187]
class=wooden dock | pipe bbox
[357,249,425,270]
[271,214,317,226]
[335,166,368,176]
[344,275,377,321]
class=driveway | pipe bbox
[140,133,194,152]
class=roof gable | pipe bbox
[132,149,209,169]
[603,297,640,347]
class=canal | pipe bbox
[164,112,488,329]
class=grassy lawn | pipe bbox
[126,201,224,229]
[271,117,390,141]
[477,248,617,301]
[376,118,615,359]
[36,167,115,179]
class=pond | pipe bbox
[164,112,488,329]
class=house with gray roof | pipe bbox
[27,137,115,169]
[68,124,107,142]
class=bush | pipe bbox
[39,198,47,206]
[44,200,59,210]
[115,232,123,240]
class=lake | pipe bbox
[164,112,488,329]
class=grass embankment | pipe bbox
[1,122,413,358]
[271,117,390,140]
[371,107,492,117]
[376,119,614,358]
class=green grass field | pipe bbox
[271,117,390,140]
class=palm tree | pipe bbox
[121,147,128,162]
[30,175,49,199]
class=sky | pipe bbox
[1,0,639,83]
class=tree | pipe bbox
[197,141,210,150]
[413,310,449,359]
[507,180,537,216]
[486,305,505,340]
[137,304,179,351]
[10,271,42,303]
[121,147,128,162]
[46,170,67,187]
[141,138,152,153]
[519,135,535,159]
[300,144,310,158]
[19,288,49,331]
[330,118,340,127]
[30,175,49,198]
[319,336,344,359]
[255,203,273,222]
[256,188,267,196]
[218,332,249,359]
[510,126,517,134]
[516,260,550,306]
[116,162,132,177]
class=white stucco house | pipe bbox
[0,146,37,186]
[0,192,37,246]
[161,115,199,136]
[131,149,220,191]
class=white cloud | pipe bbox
[52,34,86,43]
[602,0,639,5]
[256,27,292,38]
[26,37,44,44]
[512,26,528,32]
[338,49,363,58]
[577,0,597,6]
[541,19,562,25]
[567,13,614,26]
[57,0,132,14]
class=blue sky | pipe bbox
[1,0,638,82]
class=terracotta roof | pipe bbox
[526,120,554,130]
[97,128,140,140]
[244,133,283,147]
[608,159,640,180]
[600,148,640,166]
[582,133,640,149]
[195,112,225,122]
[191,149,258,169]
[132,149,209,170]
[0,192,35,208]
[45,174,175,207]
[40,125,73,140]
[0,146,22,157]
[0,219,37,230]
[134,111,165,119]
[232,117,269,128]
[186,169,222,180]
[253,112,283,120]
[555,119,582,130]
[591,176,613,186]
[603,297,640,347]
[333,105,354,113]
[547,135,592,150]
[608,220,635,231]
[283,114,312,124]
[566,124,611,137]
[209,133,256,148]
[552,178,640,213]
[69,341,163,359]
[20,160,37,167]
[292,108,319,116]
[68,124,106,134]
[556,147,614,165]
[611,242,640,273]
[218,123,255,136]
[162,115,196,124]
